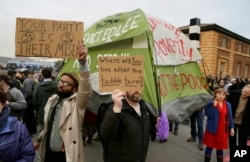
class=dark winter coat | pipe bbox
[227,90,250,136]
[0,108,35,162]
[100,100,152,162]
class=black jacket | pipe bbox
[227,90,250,135]
[100,99,152,162]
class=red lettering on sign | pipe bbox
[157,73,207,98]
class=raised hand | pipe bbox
[112,89,125,113]
[78,43,88,65]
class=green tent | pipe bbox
[59,8,213,122]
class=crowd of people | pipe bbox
[180,76,250,162]
[1,42,250,162]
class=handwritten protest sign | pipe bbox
[99,56,144,92]
[15,17,83,58]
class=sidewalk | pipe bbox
[34,123,229,162]
[83,123,229,162]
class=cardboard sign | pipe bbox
[99,56,144,92]
[15,17,83,58]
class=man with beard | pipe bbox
[33,67,58,133]
[33,44,92,162]
[227,84,250,148]
[100,90,153,162]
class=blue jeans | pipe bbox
[190,109,204,143]
[169,122,179,131]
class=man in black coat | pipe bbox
[227,84,250,148]
[100,90,154,162]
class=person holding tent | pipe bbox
[33,44,92,162]
[186,108,204,150]
[100,89,156,162]
[203,88,234,162]
[169,121,179,135]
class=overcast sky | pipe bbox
[1,0,249,58]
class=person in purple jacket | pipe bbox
[0,89,35,162]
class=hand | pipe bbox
[112,89,125,113]
[230,128,235,137]
[155,117,161,128]
[78,43,88,65]
[33,141,41,151]
[213,99,217,107]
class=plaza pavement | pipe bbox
[34,122,230,162]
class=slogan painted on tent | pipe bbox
[146,16,202,66]
[15,17,83,58]
[98,56,144,92]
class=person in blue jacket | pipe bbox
[0,89,35,162]
[203,88,234,162]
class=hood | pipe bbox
[39,81,58,92]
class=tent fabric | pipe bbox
[60,8,213,121]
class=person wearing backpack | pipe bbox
[100,89,154,162]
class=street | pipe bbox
[34,123,229,162]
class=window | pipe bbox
[238,43,242,53]
[245,64,249,78]
[236,62,241,77]
[219,35,231,49]
[247,46,250,56]
[218,61,225,79]
[221,37,227,48]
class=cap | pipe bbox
[231,78,237,82]
[18,68,29,73]
[61,72,79,89]
[0,74,11,85]
[7,69,16,76]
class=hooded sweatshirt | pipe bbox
[33,80,58,125]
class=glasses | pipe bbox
[58,79,74,87]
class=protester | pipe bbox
[33,44,92,162]
[169,122,179,135]
[227,78,241,93]
[0,73,27,120]
[186,108,204,150]
[100,89,154,162]
[227,84,250,148]
[7,69,22,89]
[22,69,37,135]
[214,79,225,90]
[16,68,29,94]
[82,108,97,146]
[33,67,58,132]
[0,89,35,162]
[203,88,234,162]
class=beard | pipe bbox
[126,91,141,102]
[57,89,74,99]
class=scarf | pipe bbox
[0,107,10,132]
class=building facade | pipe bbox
[180,24,250,80]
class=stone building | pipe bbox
[180,24,250,81]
